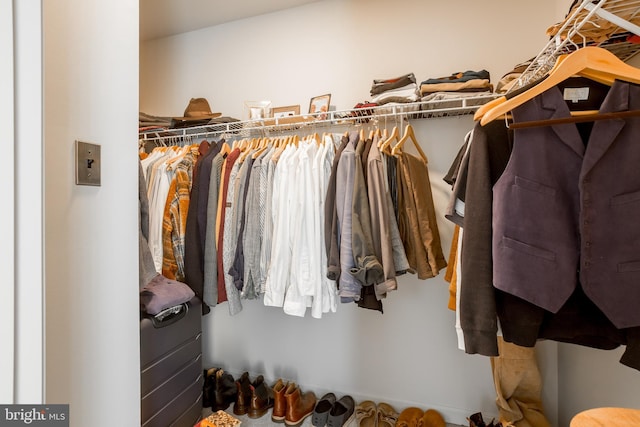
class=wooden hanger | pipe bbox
[251,138,270,159]
[220,142,231,156]
[480,47,640,126]
[378,125,399,154]
[474,52,621,122]
[390,124,428,163]
[474,96,507,121]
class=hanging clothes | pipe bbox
[162,145,199,282]
[396,150,447,279]
[203,149,226,307]
[454,80,640,371]
[142,121,448,318]
[365,137,410,299]
[216,147,241,304]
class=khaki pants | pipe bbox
[570,408,640,426]
[491,338,551,427]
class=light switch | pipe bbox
[75,140,101,186]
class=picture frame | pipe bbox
[308,94,331,120]
[272,105,301,119]
[244,100,272,120]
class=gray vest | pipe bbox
[492,80,640,329]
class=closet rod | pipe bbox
[139,94,498,142]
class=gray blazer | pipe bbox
[493,80,640,329]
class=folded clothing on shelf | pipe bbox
[494,59,533,93]
[420,91,494,110]
[419,70,492,96]
[370,72,417,96]
[140,273,195,315]
[369,72,420,105]
[546,0,640,44]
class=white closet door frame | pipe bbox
[0,0,16,404]
[11,0,45,404]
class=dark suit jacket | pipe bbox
[493,80,640,329]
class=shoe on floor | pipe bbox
[327,395,355,427]
[354,400,376,427]
[312,392,337,427]
[377,402,399,427]
[422,408,446,427]
[397,407,424,427]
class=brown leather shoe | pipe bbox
[233,372,251,415]
[396,407,424,427]
[285,384,317,427]
[248,375,274,419]
[271,379,289,423]
[422,409,446,427]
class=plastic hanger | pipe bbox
[390,124,428,163]
[480,47,640,126]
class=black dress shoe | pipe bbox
[202,367,219,408]
[212,370,237,411]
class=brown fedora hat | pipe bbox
[173,97,221,121]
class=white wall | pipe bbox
[140,0,560,119]
[1,0,16,404]
[140,1,570,425]
[43,1,140,426]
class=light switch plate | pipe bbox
[75,140,101,186]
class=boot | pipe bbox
[233,372,252,416]
[285,384,317,427]
[212,370,236,411]
[248,375,274,419]
[202,367,218,408]
[271,379,289,423]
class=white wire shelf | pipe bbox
[138,94,498,143]
[513,0,640,90]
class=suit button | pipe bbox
[584,261,591,268]
[585,241,591,247]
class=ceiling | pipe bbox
[140,0,322,41]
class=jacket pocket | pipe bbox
[514,176,556,196]
[501,236,556,262]
[611,190,640,206]
[618,260,640,273]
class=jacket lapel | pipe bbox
[581,81,628,176]
[541,88,586,158]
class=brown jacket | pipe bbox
[397,152,447,279]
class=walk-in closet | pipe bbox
[5,1,640,427]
